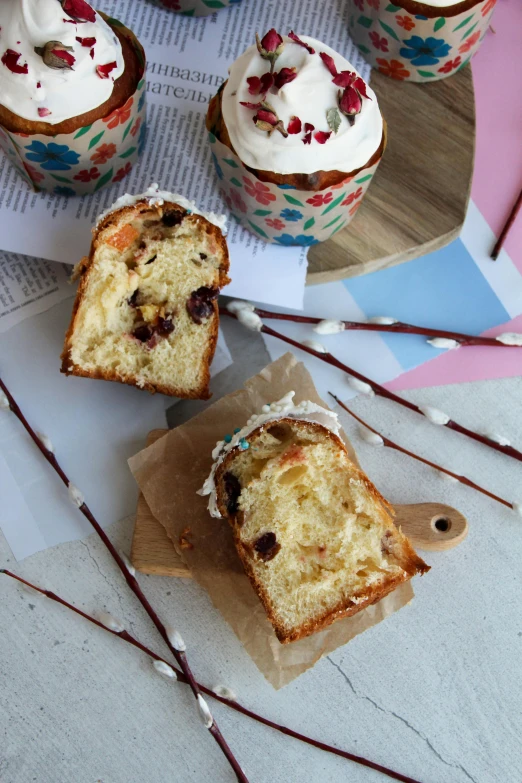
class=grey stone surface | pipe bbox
[1,317,521,782]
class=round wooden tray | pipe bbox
[307,65,475,284]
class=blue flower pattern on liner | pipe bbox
[280,208,302,222]
[399,36,451,66]
[138,122,147,156]
[25,141,81,171]
[277,184,296,190]
[274,234,319,247]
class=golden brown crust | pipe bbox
[215,417,429,643]
[206,84,386,192]
[60,200,230,400]
[0,20,143,136]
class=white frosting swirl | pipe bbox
[198,391,341,517]
[96,184,228,234]
[221,34,382,175]
[0,0,124,125]
[414,0,472,6]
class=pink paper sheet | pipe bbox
[389,0,522,392]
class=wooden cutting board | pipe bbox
[131,430,468,577]
[306,65,474,284]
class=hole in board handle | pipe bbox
[432,516,451,533]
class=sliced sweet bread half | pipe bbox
[212,412,429,643]
[61,190,230,398]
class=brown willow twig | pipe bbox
[0,569,424,783]
[0,377,247,783]
[221,311,522,464]
[491,187,522,260]
[241,306,522,349]
[329,394,518,514]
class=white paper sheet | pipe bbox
[0,252,72,333]
[0,0,375,310]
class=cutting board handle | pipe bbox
[393,503,468,552]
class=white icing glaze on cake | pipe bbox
[221,34,382,175]
[0,0,124,125]
[198,391,341,517]
[96,184,227,234]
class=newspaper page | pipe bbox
[0,0,369,312]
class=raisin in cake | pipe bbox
[199,392,429,643]
[61,186,230,398]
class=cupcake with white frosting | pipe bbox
[0,0,146,194]
[347,0,496,83]
[206,29,385,246]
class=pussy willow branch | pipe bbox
[0,570,423,783]
[221,312,522,464]
[0,377,247,783]
[245,306,521,348]
[329,394,514,511]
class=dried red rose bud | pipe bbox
[256,109,278,126]
[34,41,75,70]
[76,36,96,48]
[288,31,315,55]
[257,29,284,55]
[287,115,302,134]
[61,0,96,23]
[1,49,29,75]
[338,86,362,118]
[255,29,284,71]
[319,52,338,77]
[253,109,288,137]
[246,72,274,95]
[37,107,52,118]
[96,61,117,79]
[314,131,332,144]
[274,67,297,89]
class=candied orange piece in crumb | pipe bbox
[107,223,140,251]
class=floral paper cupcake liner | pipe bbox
[347,0,496,82]
[157,0,243,16]
[0,20,146,196]
[209,131,383,246]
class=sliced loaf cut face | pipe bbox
[214,418,429,643]
[61,198,230,399]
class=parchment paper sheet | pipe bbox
[128,353,413,688]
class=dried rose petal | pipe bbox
[246,76,261,95]
[288,31,315,54]
[304,123,315,133]
[353,76,371,100]
[246,72,273,96]
[314,131,332,144]
[319,52,338,77]
[186,286,219,324]
[96,61,117,79]
[37,108,52,118]
[332,70,356,88]
[89,48,94,59]
[1,50,29,75]
[61,0,96,23]
[253,532,281,561]
[240,100,263,110]
[287,115,302,134]
[274,67,297,89]
[76,36,96,47]
[303,131,312,145]
[36,81,41,88]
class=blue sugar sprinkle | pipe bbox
[224,434,232,443]
[239,439,249,450]
[233,427,241,434]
